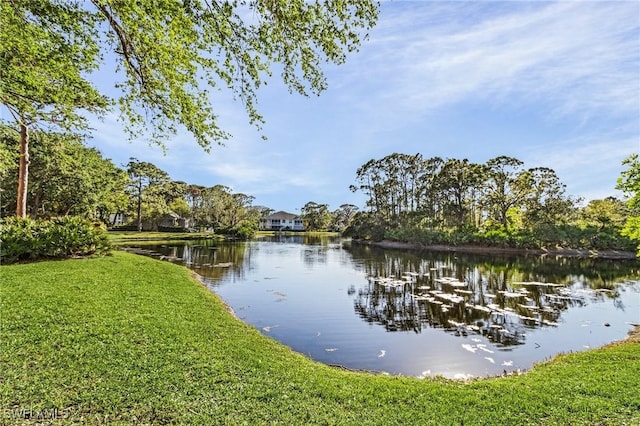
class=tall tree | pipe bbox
[351,153,423,222]
[351,158,384,216]
[437,158,484,228]
[230,193,256,228]
[198,185,257,232]
[415,156,444,224]
[331,204,359,232]
[616,154,640,252]
[301,201,332,231]
[481,156,531,229]
[0,1,108,217]
[200,185,234,230]
[126,159,170,231]
[580,197,628,231]
[2,1,378,217]
[521,167,574,230]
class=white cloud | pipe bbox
[336,1,639,129]
[522,132,638,201]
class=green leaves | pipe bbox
[2,0,109,217]
[1,0,107,128]
[0,128,128,219]
[617,154,640,212]
[126,159,173,231]
[616,154,640,253]
[192,185,257,234]
[301,201,332,231]
[2,0,379,219]
[91,0,379,148]
[350,153,633,251]
[0,216,111,263]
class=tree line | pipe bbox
[347,152,637,252]
[1,0,376,218]
[3,2,635,254]
[1,0,377,243]
[0,126,357,236]
[0,128,257,236]
[1,130,637,252]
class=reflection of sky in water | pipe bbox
[125,237,640,379]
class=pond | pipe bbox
[122,235,640,379]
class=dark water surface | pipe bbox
[124,235,640,379]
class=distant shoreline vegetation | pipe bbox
[345,153,637,258]
[1,139,638,261]
[344,217,637,259]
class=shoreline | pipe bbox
[353,239,638,260]
[4,251,640,424]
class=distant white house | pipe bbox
[259,211,304,231]
[109,212,128,226]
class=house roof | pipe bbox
[265,211,299,220]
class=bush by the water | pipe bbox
[344,211,636,252]
[0,216,111,263]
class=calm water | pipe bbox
[123,236,640,379]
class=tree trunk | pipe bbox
[16,123,29,218]
[111,211,120,226]
[136,180,143,231]
[33,190,42,218]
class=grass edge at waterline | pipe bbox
[2,251,639,425]
[107,230,225,243]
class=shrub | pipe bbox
[530,224,635,251]
[233,222,258,239]
[477,229,511,247]
[0,216,37,261]
[0,216,111,264]
[343,212,387,241]
[220,221,258,240]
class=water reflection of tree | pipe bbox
[130,240,252,284]
[302,245,329,267]
[354,283,420,332]
[348,244,640,347]
[268,234,336,246]
[193,242,251,284]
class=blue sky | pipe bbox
[86,1,639,213]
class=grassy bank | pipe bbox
[2,252,639,425]
[107,230,224,244]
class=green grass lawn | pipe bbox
[107,230,224,243]
[2,251,639,425]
